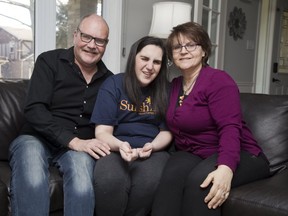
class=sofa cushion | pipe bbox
[240,93,288,173]
[222,169,288,216]
[0,179,8,216]
[0,79,29,161]
[0,79,64,214]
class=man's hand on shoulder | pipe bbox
[68,137,111,159]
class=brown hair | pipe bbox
[124,36,169,120]
[166,21,212,66]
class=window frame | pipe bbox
[34,0,56,60]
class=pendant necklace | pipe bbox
[179,74,199,106]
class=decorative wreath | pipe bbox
[228,7,247,41]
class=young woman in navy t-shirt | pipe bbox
[91,36,172,216]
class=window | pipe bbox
[278,10,288,73]
[193,0,227,69]
[56,0,102,49]
[0,0,34,79]
[202,0,221,67]
[0,0,102,79]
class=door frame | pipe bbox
[255,0,277,94]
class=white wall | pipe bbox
[224,0,260,92]
[113,0,261,93]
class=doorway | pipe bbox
[270,0,288,94]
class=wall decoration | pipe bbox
[228,7,247,41]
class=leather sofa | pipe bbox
[0,79,63,216]
[222,93,288,216]
[1,79,288,216]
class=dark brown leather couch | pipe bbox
[222,93,288,216]
[1,79,288,216]
[0,79,63,216]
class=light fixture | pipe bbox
[148,2,192,39]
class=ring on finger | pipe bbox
[223,192,229,198]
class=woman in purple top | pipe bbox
[151,22,270,216]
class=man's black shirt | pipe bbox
[21,47,113,152]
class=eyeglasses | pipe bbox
[77,28,108,47]
[172,43,200,53]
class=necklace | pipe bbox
[178,73,199,106]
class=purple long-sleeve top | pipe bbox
[166,66,263,172]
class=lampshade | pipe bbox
[148,2,192,39]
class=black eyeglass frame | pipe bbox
[77,28,109,47]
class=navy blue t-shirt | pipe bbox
[91,73,167,148]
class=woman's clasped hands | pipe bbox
[119,142,153,162]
